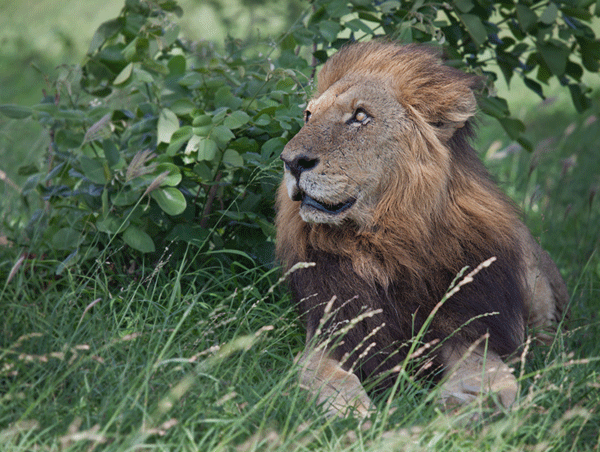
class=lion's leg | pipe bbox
[517,224,569,342]
[438,342,517,409]
[296,348,373,417]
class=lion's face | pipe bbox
[280,43,479,228]
[281,78,409,226]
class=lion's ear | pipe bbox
[442,87,477,127]
[430,87,477,141]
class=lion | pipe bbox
[275,41,569,416]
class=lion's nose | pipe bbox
[280,154,319,179]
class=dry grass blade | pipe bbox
[126,149,157,181]
[83,113,112,144]
[7,254,26,284]
[143,170,170,197]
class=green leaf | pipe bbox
[170,98,196,115]
[134,67,154,83]
[460,14,487,46]
[222,149,244,168]
[454,0,474,13]
[192,114,212,127]
[97,215,129,234]
[142,59,169,75]
[163,23,181,46]
[517,136,533,152]
[254,114,271,127]
[357,11,380,22]
[55,130,84,148]
[211,125,235,148]
[103,139,120,168]
[565,61,584,81]
[214,86,242,110]
[380,1,400,14]
[167,125,193,156]
[224,111,251,129]
[344,19,373,34]
[158,108,180,144]
[261,137,287,158]
[32,103,58,114]
[168,55,186,76]
[151,187,187,216]
[280,34,296,52]
[192,114,213,136]
[45,162,65,181]
[326,0,351,18]
[165,224,209,244]
[54,109,86,121]
[52,228,81,250]
[114,62,134,85]
[498,117,526,140]
[80,156,108,184]
[211,108,229,124]
[161,1,184,17]
[539,3,559,25]
[562,7,592,21]
[123,225,155,253]
[102,186,109,216]
[523,77,544,99]
[319,20,342,43]
[0,104,33,119]
[88,18,123,55]
[568,84,591,113]
[516,5,538,32]
[184,135,201,156]
[155,163,182,186]
[478,96,509,119]
[111,190,142,206]
[197,139,218,161]
[579,38,600,72]
[18,164,39,176]
[193,163,212,181]
[538,41,569,76]
[178,72,204,87]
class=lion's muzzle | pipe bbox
[281,153,319,180]
[281,153,356,219]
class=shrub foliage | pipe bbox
[1,0,598,271]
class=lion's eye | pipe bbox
[304,110,312,123]
[351,108,370,125]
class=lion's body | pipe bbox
[276,42,568,414]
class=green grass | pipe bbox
[1,92,599,450]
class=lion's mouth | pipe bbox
[297,192,356,215]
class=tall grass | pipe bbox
[1,256,597,451]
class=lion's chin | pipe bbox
[299,193,356,222]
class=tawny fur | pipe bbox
[276,41,568,414]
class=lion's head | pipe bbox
[276,42,518,285]
[280,42,480,227]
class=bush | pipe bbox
[1,0,598,273]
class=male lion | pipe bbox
[276,41,568,416]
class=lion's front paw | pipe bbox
[298,350,374,418]
[439,343,518,410]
